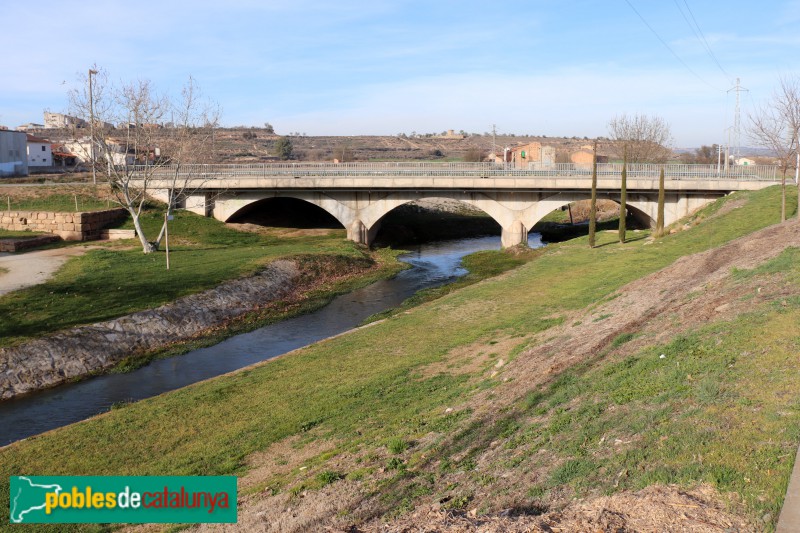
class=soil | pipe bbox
[0,246,92,296]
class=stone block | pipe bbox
[54,230,83,241]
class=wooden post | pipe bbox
[619,146,627,244]
[74,194,79,211]
[165,212,170,270]
[655,167,665,237]
[588,140,598,248]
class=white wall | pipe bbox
[27,141,52,167]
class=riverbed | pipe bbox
[0,234,543,446]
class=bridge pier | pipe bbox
[347,219,370,245]
[501,220,528,248]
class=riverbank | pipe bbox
[0,247,408,400]
[0,207,383,347]
[1,186,798,532]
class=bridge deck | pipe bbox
[140,163,781,194]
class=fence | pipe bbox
[2,193,114,213]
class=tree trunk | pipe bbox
[656,167,665,237]
[588,140,598,248]
[619,147,627,243]
[130,210,157,253]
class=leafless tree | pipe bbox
[69,69,220,253]
[749,76,800,222]
[607,113,673,163]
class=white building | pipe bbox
[64,138,135,166]
[44,112,86,129]
[17,123,44,131]
[26,134,53,167]
[736,157,756,166]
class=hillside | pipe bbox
[0,186,798,532]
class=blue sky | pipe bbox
[2,0,799,146]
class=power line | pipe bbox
[676,0,731,80]
[622,0,723,92]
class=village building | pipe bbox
[44,112,86,129]
[570,149,609,165]
[26,134,53,167]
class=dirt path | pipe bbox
[0,246,89,296]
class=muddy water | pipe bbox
[0,234,543,446]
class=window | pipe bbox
[41,146,46,152]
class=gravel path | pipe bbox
[0,246,89,296]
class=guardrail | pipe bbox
[130,162,779,181]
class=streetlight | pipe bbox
[88,68,98,185]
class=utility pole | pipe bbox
[728,77,748,163]
[88,68,98,185]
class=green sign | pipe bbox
[9,476,237,524]
[521,150,526,158]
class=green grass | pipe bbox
[0,185,797,531]
[0,229,48,239]
[1,192,112,212]
[515,306,800,525]
[0,208,395,346]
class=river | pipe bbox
[0,233,543,446]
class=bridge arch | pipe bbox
[217,191,357,231]
[365,194,504,244]
[522,192,657,230]
[225,195,346,230]
[357,191,524,246]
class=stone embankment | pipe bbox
[0,260,299,399]
[0,208,126,240]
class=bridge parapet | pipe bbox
[133,162,779,181]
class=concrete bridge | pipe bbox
[145,162,779,247]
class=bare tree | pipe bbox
[608,113,673,163]
[69,69,219,253]
[749,76,800,222]
[153,77,220,245]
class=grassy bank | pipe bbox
[0,185,798,530]
[0,208,400,347]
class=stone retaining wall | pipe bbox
[0,208,127,241]
[0,260,299,399]
[0,235,61,252]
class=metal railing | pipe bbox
[130,162,779,181]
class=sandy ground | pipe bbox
[0,246,89,296]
